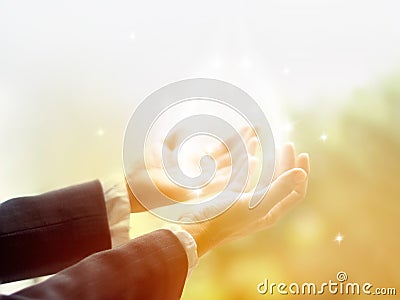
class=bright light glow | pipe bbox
[284,122,293,132]
[205,145,214,155]
[335,233,344,246]
[96,128,105,136]
[129,33,136,40]
[194,189,202,197]
[320,133,328,142]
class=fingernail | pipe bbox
[294,170,307,184]
[286,142,295,148]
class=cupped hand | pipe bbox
[181,143,310,257]
[126,127,258,212]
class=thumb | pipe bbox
[249,168,307,213]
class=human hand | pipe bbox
[126,127,259,212]
[181,143,310,257]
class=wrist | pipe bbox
[125,180,146,213]
[101,177,131,247]
[181,221,218,258]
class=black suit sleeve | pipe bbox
[1,230,188,300]
[0,180,112,283]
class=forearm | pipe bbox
[181,223,212,258]
[3,230,188,300]
[0,181,111,283]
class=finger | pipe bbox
[212,153,259,194]
[146,141,168,167]
[296,153,310,174]
[244,156,259,192]
[227,161,251,192]
[250,168,307,215]
[212,142,229,159]
[225,155,258,193]
[227,132,258,167]
[275,143,296,178]
[262,184,307,227]
[211,129,246,157]
[241,125,257,142]
[293,153,310,195]
[279,143,296,172]
[294,177,308,198]
[223,165,308,238]
[212,126,255,157]
[202,173,230,195]
[165,147,180,169]
[269,154,310,219]
[164,131,180,150]
[217,136,258,169]
[216,151,232,169]
[247,137,258,157]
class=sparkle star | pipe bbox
[194,189,202,197]
[284,122,293,132]
[320,133,328,142]
[96,128,105,137]
[335,233,344,246]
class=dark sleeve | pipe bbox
[0,180,112,283]
[2,230,188,300]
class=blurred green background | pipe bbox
[1,1,399,298]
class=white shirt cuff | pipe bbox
[101,178,131,248]
[164,225,199,276]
